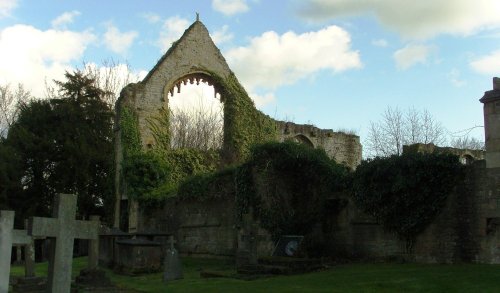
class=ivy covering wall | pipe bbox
[213,72,279,162]
[118,70,280,205]
[351,153,465,253]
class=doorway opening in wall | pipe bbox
[167,79,223,151]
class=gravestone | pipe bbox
[28,194,99,293]
[236,212,259,267]
[0,210,34,293]
[272,235,304,257]
[163,235,183,282]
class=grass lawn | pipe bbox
[10,257,500,292]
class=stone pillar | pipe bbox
[128,199,139,233]
[88,215,100,270]
[14,245,23,265]
[23,220,35,278]
[480,77,500,168]
[0,210,14,293]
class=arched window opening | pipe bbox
[460,154,474,165]
[167,77,223,151]
[293,134,314,148]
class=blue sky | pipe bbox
[0,0,499,147]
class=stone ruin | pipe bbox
[110,18,500,265]
[113,19,362,233]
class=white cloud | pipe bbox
[51,10,81,29]
[448,68,466,87]
[299,0,500,39]
[250,91,275,107]
[372,39,388,47]
[158,16,190,52]
[103,23,138,55]
[470,50,500,75]
[168,83,223,115]
[212,0,249,16]
[393,44,432,70]
[0,24,96,97]
[211,25,233,45]
[225,26,361,91]
[141,12,161,24]
[0,0,17,18]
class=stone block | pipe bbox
[114,238,162,275]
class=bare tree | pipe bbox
[82,59,140,108]
[169,96,223,151]
[366,107,447,157]
[0,83,31,137]
[450,136,484,150]
[45,59,141,108]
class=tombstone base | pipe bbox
[236,249,258,268]
[74,268,113,288]
[12,276,47,293]
[114,238,162,275]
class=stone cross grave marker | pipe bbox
[29,194,99,293]
[0,210,33,293]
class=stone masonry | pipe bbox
[277,121,362,169]
[114,19,362,231]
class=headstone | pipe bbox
[0,210,33,293]
[236,212,259,267]
[28,194,99,293]
[163,235,183,282]
[272,235,304,257]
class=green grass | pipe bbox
[10,257,500,292]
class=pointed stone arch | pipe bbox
[293,134,314,148]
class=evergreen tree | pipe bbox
[6,71,114,222]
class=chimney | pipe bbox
[480,77,500,168]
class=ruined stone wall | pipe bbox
[138,197,237,257]
[403,143,484,164]
[119,21,232,150]
[277,121,362,169]
[332,161,500,264]
[475,167,500,263]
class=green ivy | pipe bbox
[245,141,349,240]
[352,153,465,253]
[146,106,170,151]
[119,71,280,206]
[122,151,170,200]
[209,72,279,162]
[163,148,219,185]
[176,167,236,201]
[120,105,141,157]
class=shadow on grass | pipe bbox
[10,257,500,293]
